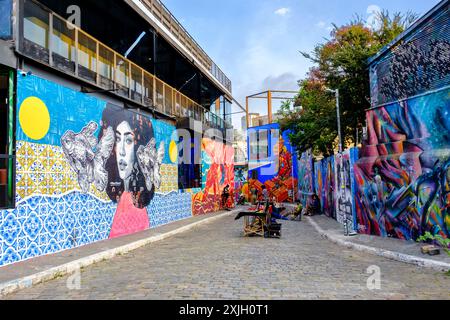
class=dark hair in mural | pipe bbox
[99,103,155,208]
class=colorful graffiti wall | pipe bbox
[234,165,248,202]
[192,138,234,215]
[297,149,315,207]
[335,148,359,229]
[247,124,298,203]
[0,72,193,267]
[355,89,450,240]
[314,156,335,218]
[356,2,450,241]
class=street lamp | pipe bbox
[326,88,355,236]
[325,88,343,154]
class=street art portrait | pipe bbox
[0,72,195,268]
[335,148,358,229]
[62,104,165,238]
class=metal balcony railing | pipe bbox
[18,0,230,131]
[140,0,232,93]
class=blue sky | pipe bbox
[162,0,442,127]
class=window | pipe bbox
[0,0,12,39]
[77,31,97,83]
[0,70,15,209]
[52,15,76,73]
[23,0,49,49]
[258,129,269,160]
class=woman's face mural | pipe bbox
[116,121,136,183]
[62,103,165,209]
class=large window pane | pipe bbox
[23,0,49,63]
[155,78,164,113]
[98,44,114,89]
[164,84,173,115]
[180,95,188,117]
[131,64,143,103]
[52,15,76,73]
[258,129,269,160]
[78,31,97,82]
[115,55,129,97]
[143,72,154,107]
[175,92,181,117]
[0,0,12,38]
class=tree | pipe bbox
[279,10,418,157]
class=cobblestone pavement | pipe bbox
[3,215,449,300]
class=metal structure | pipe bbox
[245,90,298,128]
[137,0,232,93]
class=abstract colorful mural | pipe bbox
[297,149,315,207]
[358,3,450,241]
[192,138,235,215]
[355,89,450,240]
[247,124,298,203]
[0,72,192,267]
[314,156,335,218]
[234,165,248,202]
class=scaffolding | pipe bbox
[245,90,298,128]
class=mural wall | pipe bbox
[355,89,450,240]
[192,138,234,215]
[297,149,315,207]
[314,156,335,218]
[357,2,450,241]
[335,148,359,230]
[0,72,192,267]
[234,165,248,202]
[247,124,298,203]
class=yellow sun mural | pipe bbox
[19,96,51,140]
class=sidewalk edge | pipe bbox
[0,210,236,297]
[306,217,450,272]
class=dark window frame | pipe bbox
[0,68,16,209]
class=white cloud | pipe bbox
[366,4,382,29]
[316,21,327,28]
[274,7,290,16]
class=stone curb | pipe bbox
[0,210,237,297]
[306,217,450,273]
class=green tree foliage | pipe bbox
[279,10,418,157]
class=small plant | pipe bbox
[417,232,450,276]
[417,232,450,255]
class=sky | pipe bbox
[162,0,442,129]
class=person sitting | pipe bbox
[221,185,231,210]
[287,202,303,221]
[305,194,321,216]
[270,197,289,221]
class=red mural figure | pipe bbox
[193,138,235,215]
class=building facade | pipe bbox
[0,0,236,267]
